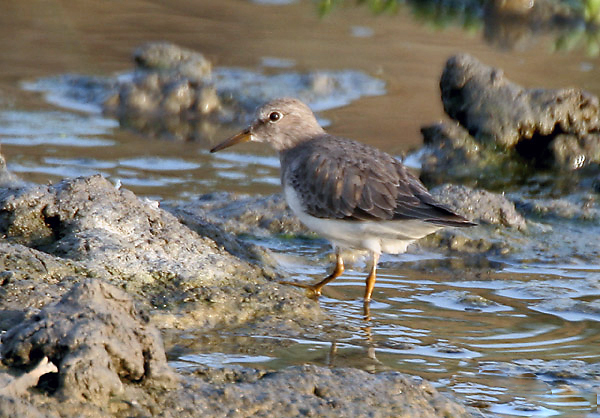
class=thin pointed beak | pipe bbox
[210,128,252,153]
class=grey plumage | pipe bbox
[210,97,475,302]
[281,134,473,226]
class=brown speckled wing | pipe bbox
[282,135,473,226]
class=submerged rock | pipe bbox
[480,359,600,385]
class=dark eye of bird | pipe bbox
[268,111,282,122]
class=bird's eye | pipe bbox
[268,111,282,122]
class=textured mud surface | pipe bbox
[0,166,474,417]
[0,250,472,418]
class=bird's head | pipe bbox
[210,98,325,153]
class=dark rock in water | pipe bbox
[25,42,385,142]
[104,42,224,129]
[437,53,600,170]
[419,121,530,187]
[1,279,177,405]
[431,184,527,230]
[133,41,212,80]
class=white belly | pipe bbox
[284,185,442,254]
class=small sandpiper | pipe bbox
[211,98,475,302]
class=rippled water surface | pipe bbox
[172,243,600,416]
[2,0,600,416]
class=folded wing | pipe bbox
[283,135,474,227]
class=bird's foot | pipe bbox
[278,280,323,299]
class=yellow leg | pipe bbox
[364,252,380,302]
[280,250,344,298]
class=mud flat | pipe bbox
[0,170,472,417]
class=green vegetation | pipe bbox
[315,0,600,55]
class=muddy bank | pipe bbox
[0,173,323,332]
[0,167,474,417]
[170,181,600,266]
[3,49,599,417]
[0,267,472,417]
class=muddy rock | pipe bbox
[512,192,600,221]
[419,121,529,187]
[0,240,98,331]
[0,275,472,418]
[0,396,50,418]
[174,364,472,418]
[431,184,526,230]
[0,175,267,285]
[133,41,212,80]
[2,279,177,404]
[26,42,385,141]
[0,175,320,330]
[437,53,600,169]
[167,192,309,237]
[0,357,58,418]
[413,184,528,256]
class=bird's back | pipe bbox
[281,134,474,227]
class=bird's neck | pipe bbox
[273,128,326,153]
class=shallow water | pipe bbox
[173,242,600,416]
[2,0,600,416]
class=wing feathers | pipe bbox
[282,135,473,227]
